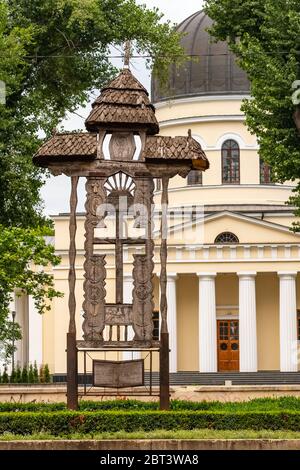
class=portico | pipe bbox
[158,268,300,374]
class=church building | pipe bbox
[11,11,300,382]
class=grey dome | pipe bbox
[152,11,250,103]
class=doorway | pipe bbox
[217,320,239,371]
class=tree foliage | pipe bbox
[1,0,184,228]
[0,225,62,361]
[0,1,184,360]
[205,0,300,227]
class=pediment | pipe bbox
[165,211,300,245]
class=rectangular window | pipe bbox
[187,170,202,186]
[260,159,272,184]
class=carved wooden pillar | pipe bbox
[159,176,170,410]
[67,176,79,410]
[82,177,107,343]
[132,176,155,343]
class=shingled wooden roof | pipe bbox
[34,132,97,162]
[34,132,209,169]
[142,136,208,168]
[34,67,209,170]
[85,69,159,134]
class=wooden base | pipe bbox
[159,332,170,410]
[67,332,78,410]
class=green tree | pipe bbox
[28,364,34,383]
[2,366,8,383]
[10,368,16,383]
[33,361,39,383]
[0,0,184,359]
[21,364,28,383]
[0,0,184,228]
[44,364,51,384]
[0,225,62,361]
[205,0,300,227]
[15,364,22,383]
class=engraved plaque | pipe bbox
[93,359,144,388]
[105,304,133,325]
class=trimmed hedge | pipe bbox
[0,410,300,435]
[2,397,300,413]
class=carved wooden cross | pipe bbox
[124,40,131,68]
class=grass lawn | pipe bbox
[1,429,300,440]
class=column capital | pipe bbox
[237,271,257,279]
[278,271,297,279]
[167,272,178,281]
[156,272,178,281]
[197,272,217,279]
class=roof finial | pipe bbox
[124,40,131,69]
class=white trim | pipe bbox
[163,183,295,196]
[159,115,245,128]
[197,272,217,278]
[215,133,258,150]
[278,271,298,278]
[217,305,239,310]
[154,209,300,238]
[237,271,257,278]
[154,94,251,109]
[217,315,239,320]
[159,258,300,264]
[203,211,300,235]
[191,134,208,151]
[192,133,259,151]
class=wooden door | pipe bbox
[217,320,239,371]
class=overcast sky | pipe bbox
[41,0,205,215]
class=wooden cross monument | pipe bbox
[34,53,209,410]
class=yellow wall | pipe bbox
[177,275,199,371]
[256,273,280,370]
[154,185,294,208]
[216,274,238,307]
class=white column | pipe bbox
[197,273,217,373]
[238,272,257,372]
[123,274,139,360]
[28,295,43,366]
[14,293,29,366]
[167,274,178,373]
[278,272,298,372]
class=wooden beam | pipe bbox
[159,176,170,411]
[67,175,79,410]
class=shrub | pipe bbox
[2,397,300,413]
[15,364,22,383]
[39,365,45,383]
[2,367,8,384]
[21,365,28,384]
[0,410,300,435]
[10,368,16,384]
[28,365,34,384]
[33,361,39,383]
[44,364,51,383]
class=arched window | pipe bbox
[187,169,202,186]
[222,140,240,184]
[260,159,272,184]
[215,232,239,244]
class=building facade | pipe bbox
[11,11,300,377]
